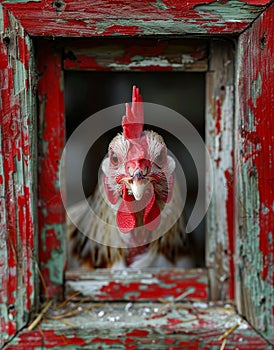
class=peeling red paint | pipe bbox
[92,271,208,300]
[2,0,270,37]
[102,24,141,35]
[126,329,149,337]
[225,169,235,299]
[1,0,273,347]
[63,38,208,72]
[37,40,66,298]
[64,54,111,71]
[0,7,36,346]
[17,36,30,70]
[167,317,183,325]
[236,2,274,342]
[239,6,274,282]
[91,337,123,344]
[4,305,271,349]
[215,98,221,134]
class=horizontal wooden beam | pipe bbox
[2,0,270,37]
[65,268,209,301]
[63,38,208,72]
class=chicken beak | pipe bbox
[130,169,149,201]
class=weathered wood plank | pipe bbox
[0,5,37,347]
[37,39,66,300]
[66,269,209,301]
[205,40,235,301]
[2,0,270,37]
[235,2,274,344]
[63,38,208,72]
[5,302,271,349]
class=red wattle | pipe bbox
[117,200,136,233]
[117,184,136,233]
[143,187,161,231]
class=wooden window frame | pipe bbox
[36,37,235,302]
[0,1,273,347]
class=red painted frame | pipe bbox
[2,0,271,36]
[37,40,66,300]
[38,37,213,301]
[0,0,273,347]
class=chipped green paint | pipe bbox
[5,302,272,349]
[251,72,262,107]
[0,7,38,346]
[238,169,274,339]
[41,224,66,286]
[63,39,208,72]
[0,5,3,34]
[94,18,208,35]
[151,0,169,11]
[237,164,263,309]
[235,4,274,342]
[0,130,9,346]
[195,0,263,22]
[13,60,27,95]
[2,0,270,37]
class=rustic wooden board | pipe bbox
[0,5,38,347]
[37,39,66,300]
[235,2,274,344]
[205,40,235,301]
[5,302,271,349]
[63,38,208,72]
[1,0,271,37]
[66,269,209,301]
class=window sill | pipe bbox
[5,301,270,349]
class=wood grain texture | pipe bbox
[1,0,271,37]
[37,40,66,300]
[5,302,271,349]
[235,2,274,344]
[0,5,38,347]
[63,38,208,72]
[1,1,273,347]
[205,40,235,301]
[66,269,209,301]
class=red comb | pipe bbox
[122,86,144,139]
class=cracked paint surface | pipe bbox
[0,0,273,348]
[66,269,209,301]
[63,39,208,72]
[205,41,235,301]
[37,40,66,299]
[1,0,271,37]
[0,5,37,347]
[235,3,274,343]
[5,302,272,349]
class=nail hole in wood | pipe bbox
[260,33,267,50]
[3,36,10,46]
[52,0,65,11]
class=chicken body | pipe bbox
[67,87,194,269]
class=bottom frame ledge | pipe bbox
[4,302,271,349]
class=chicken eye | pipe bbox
[110,152,119,166]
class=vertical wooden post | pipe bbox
[37,40,66,300]
[0,6,37,346]
[206,40,235,301]
[235,3,274,343]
